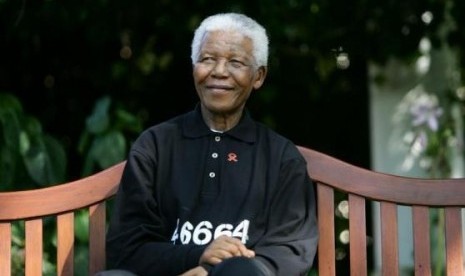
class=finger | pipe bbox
[245,249,255,258]
[224,237,254,257]
[235,245,254,258]
[202,255,224,265]
[201,247,235,264]
[215,236,255,258]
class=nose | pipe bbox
[212,59,229,77]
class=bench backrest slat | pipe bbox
[89,202,107,275]
[348,194,367,275]
[316,183,336,275]
[0,223,12,276]
[445,207,464,275]
[412,206,431,275]
[25,219,43,276]
[57,212,74,276]
[380,202,399,276]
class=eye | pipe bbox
[199,56,215,64]
[229,59,246,68]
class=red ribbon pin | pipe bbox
[227,153,238,162]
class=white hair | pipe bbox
[191,13,269,67]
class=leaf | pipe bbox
[0,108,21,151]
[0,147,16,188]
[92,131,126,169]
[42,135,67,185]
[18,131,31,156]
[74,210,89,243]
[81,146,96,177]
[22,115,43,136]
[21,138,47,185]
[18,118,47,184]
[0,93,23,115]
[85,96,111,134]
[11,221,25,246]
[74,244,89,276]
[20,127,66,186]
[18,117,48,185]
[115,109,143,133]
[81,131,126,176]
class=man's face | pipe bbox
[193,30,266,116]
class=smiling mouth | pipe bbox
[206,85,233,92]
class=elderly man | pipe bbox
[105,13,318,276]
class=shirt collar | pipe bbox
[182,104,256,143]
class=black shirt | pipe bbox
[106,106,318,275]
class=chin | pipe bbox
[210,107,231,115]
[203,104,232,114]
[201,99,243,114]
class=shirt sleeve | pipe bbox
[253,152,319,276]
[106,147,205,275]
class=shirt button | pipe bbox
[212,153,218,158]
[214,136,221,142]
[209,172,216,178]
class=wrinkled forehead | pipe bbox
[201,29,250,43]
[199,30,253,52]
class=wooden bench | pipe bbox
[0,162,125,276]
[1,146,465,275]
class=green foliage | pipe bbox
[11,222,25,275]
[0,93,66,190]
[78,96,143,176]
[1,93,142,275]
[67,210,91,276]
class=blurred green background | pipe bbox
[1,0,464,275]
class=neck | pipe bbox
[201,106,243,132]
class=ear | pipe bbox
[253,66,267,90]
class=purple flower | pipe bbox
[409,94,443,131]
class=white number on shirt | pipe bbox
[214,224,233,239]
[171,219,180,243]
[192,221,213,245]
[171,219,250,245]
[180,221,194,244]
[232,219,250,243]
